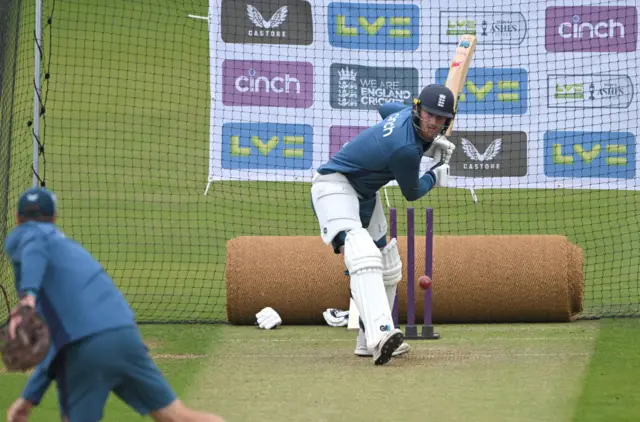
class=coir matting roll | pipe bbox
[226,235,584,325]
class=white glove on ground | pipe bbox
[256,307,282,330]
[424,134,456,165]
[322,308,349,327]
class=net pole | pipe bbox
[32,0,43,187]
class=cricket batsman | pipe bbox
[310,84,457,365]
[2,187,225,422]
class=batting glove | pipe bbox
[256,307,282,330]
[427,161,450,188]
[322,308,349,327]
[424,134,455,165]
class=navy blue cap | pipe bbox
[17,187,57,217]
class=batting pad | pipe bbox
[225,235,584,325]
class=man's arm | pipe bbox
[20,345,54,405]
[18,236,49,296]
[388,145,436,202]
[379,103,409,120]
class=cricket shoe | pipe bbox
[354,328,410,358]
[371,328,405,365]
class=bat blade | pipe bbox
[445,34,477,136]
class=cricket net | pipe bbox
[0,0,638,322]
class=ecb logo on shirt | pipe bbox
[328,2,420,50]
[222,123,313,170]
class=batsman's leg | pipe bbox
[311,173,403,365]
[359,193,410,358]
[344,228,404,365]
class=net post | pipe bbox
[32,0,43,187]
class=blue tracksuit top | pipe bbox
[3,221,136,352]
[316,102,436,201]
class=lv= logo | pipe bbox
[230,135,304,157]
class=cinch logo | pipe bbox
[435,68,527,115]
[221,123,313,169]
[329,63,418,110]
[547,74,633,109]
[545,6,638,52]
[222,60,313,108]
[328,2,420,50]
[439,11,527,45]
[220,0,313,45]
[543,131,635,179]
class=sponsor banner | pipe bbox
[221,123,313,170]
[222,60,313,108]
[329,64,418,110]
[439,11,527,45]
[329,126,368,157]
[548,74,633,109]
[435,68,528,115]
[220,0,313,45]
[207,0,640,190]
[543,131,636,179]
[545,6,638,52]
[327,2,420,50]
[449,131,528,178]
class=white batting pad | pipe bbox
[381,238,402,286]
[344,228,394,349]
[310,172,362,245]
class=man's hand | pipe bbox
[424,134,455,164]
[255,307,282,330]
[9,295,36,340]
[7,398,33,422]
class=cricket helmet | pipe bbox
[412,84,456,139]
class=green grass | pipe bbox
[573,318,640,422]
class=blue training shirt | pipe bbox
[3,221,137,403]
[317,103,436,201]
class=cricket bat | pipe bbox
[347,298,360,331]
[444,34,477,136]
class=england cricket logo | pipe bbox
[337,67,358,108]
[246,5,288,37]
[461,138,502,161]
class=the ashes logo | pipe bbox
[247,5,288,37]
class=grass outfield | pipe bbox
[1,0,639,420]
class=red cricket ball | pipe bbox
[418,275,432,290]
